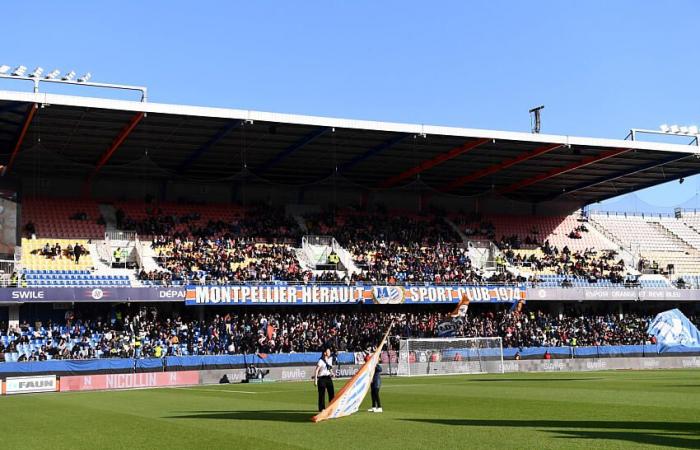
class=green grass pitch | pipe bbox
[2,370,698,449]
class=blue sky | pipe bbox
[1,1,698,210]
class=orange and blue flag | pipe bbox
[312,324,392,422]
[449,294,470,318]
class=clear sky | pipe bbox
[1,1,698,211]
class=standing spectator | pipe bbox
[74,243,83,263]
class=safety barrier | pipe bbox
[2,345,699,378]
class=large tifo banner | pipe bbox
[185,285,526,306]
[648,309,700,353]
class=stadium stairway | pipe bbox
[135,240,167,274]
[444,217,469,243]
[652,218,700,252]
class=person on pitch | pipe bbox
[314,347,335,411]
[366,349,383,413]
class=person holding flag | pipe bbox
[312,323,393,422]
[450,294,470,319]
[314,347,335,412]
[510,298,526,314]
[365,349,383,413]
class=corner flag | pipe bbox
[312,324,392,423]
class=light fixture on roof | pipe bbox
[0,63,146,102]
[670,125,680,133]
[28,67,44,78]
[659,124,670,132]
[680,126,689,134]
[45,69,60,79]
[689,126,699,135]
[12,65,27,76]
[77,72,92,83]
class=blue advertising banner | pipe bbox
[0,287,186,303]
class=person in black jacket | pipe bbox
[314,347,335,411]
[367,351,383,412]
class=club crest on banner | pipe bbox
[371,286,405,304]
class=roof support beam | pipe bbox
[177,119,242,174]
[337,133,409,174]
[378,138,490,189]
[439,143,563,193]
[83,111,144,194]
[2,103,38,176]
[499,147,631,195]
[255,127,330,174]
[562,153,693,197]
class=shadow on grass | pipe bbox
[402,419,699,449]
[167,410,311,423]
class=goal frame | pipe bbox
[397,337,504,377]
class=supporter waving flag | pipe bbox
[449,294,470,318]
[510,298,526,314]
[312,323,393,423]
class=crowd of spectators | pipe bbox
[504,243,626,285]
[3,307,689,362]
[303,208,503,284]
[143,238,308,285]
[31,242,87,263]
[133,206,312,284]
[124,204,634,287]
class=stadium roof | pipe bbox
[1,89,699,204]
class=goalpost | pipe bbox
[397,337,504,376]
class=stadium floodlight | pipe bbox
[0,63,146,102]
[77,72,92,83]
[28,67,44,78]
[689,126,699,135]
[12,65,27,76]
[670,125,680,133]
[680,126,689,134]
[659,124,670,133]
[45,69,60,79]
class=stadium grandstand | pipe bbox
[0,87,699,368]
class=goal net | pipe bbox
[397,337,504,376]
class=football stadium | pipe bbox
[2,3,700,449]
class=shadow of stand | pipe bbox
[166,410,311,423]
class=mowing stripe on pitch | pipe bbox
[174,387,275,394]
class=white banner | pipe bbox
[5,375,57,395]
